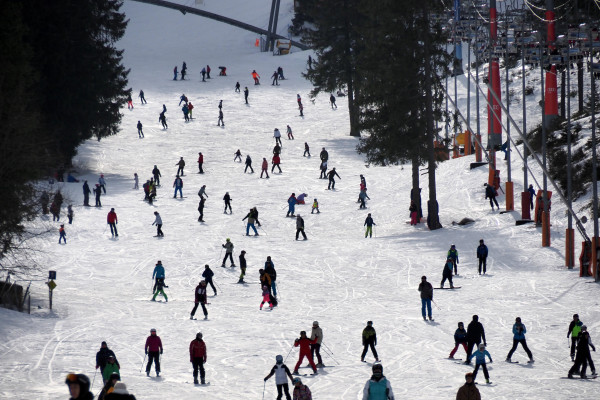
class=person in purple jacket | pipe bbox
[145,328,163,377]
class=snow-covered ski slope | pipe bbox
[1,1,599,399]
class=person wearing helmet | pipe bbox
[189,332,207,385]
[295,214,307,240]
[221,238,235,267]
[449,322,468,359]
[447,244,459,275]
[440,258,454,289]
[99,174,107,194]
[96,341,120,377]
[98,372,120,400]
[362,363,394,400]
[274,128,282,146]
[467,344,493,384]
[292,377,312,400]
[505,317,534,363]
[567,313,584,361]
[293,331,318,375]
[310,321,324,367]
[101,355,120,384]
[264,354,294,400]
[466,315,486,363]
[223,192,233,214]
[568,326,596,379]
[65,373,93,400]
[456,372,480,400]
[144,328,163,377]
[191,281,208,320]
[361,321,379,362]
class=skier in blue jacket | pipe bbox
[152,261,165,292]
[505,317,534,363]
[468,344,493,384]
[286,193,296,217]
[362,363,394,400]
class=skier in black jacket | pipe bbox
[152,165,161,186]
[96,342,120,375]
[202,265,217,296]
[465,315,486,364]
[568,327,596,378]
[83,181,91,206]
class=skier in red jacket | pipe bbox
[107,208,118,237]
[197,152,204,173]
[261,158,270,179]
[293,331,318,374]
[144,328,163,377]
[189,332,207,385]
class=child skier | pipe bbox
[190,281,208,320]
[311,199,320,214]
[58,225,66,244]
[449,322,468,359]
[505,317,534,363]
[447,244,459,275]
[468,344,493,384]
[440,258,454,289]
[293,331,318,375]
[152,278,168,302]
[260,285,273,310]
[364,213,376,238]
[264,355,294,400]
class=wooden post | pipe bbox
[542,211,551,247]
[505,181,514,211]
[521,191,531,220]
[565,228,574,268]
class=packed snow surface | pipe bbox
[1,1,599,399]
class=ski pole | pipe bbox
[139,353,147,372]
[283,342,295,363]
[262,381,266,400]
[431,299,442,310]
[259,225,267,235]
[321,342,341,365]
[91,369,97,391]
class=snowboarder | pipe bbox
[264,256,277,296]
[190,281,208,320]
[260,285,273,310]
[293,331,318,374]
[252,70,260,85]
[286,125,294,140]
[304,142,310,157]
[198,197,206,222]
[152,211,163,237]
[107,208,118,237]
[295,214,307,240]
[505,317,534,363]
[58,225,66,244]
[202,265,217,296]
[449,322,468,359]
[468,344,493,384]
[176,157,185,176]
[286,193,297,217]
[271,70,279,85]
[244,155,254,173]
[144,328,163,377]
[484,183,499,210]
[311,199,320,214]
[456,372,480,400]
[418,276,433,321]
[221,238,234,267]
[310,321,324,367]
[359,188,370,209]
[568,314,584,361]
[159,112,168,129]
[133,173,139,189]
[466,315,486,363]
[274,128,282,146]
[152,261,165,292]
[264,355,294,400]
[361,364,394,400]
[101,356,120,384]
[440,258,454,289]
[173,175,183,198]
[244,87,249,104]
[277,66,285,80]
[127,94,133,110]
[243,209,259,236]
[272,154,282,173]
[152,165,161,186]
[152,278,168,302]
[189,332,207,385]
[218,109,224,126]
[329,94,337,109]
[261,158,270,179]
[65,373,93,400]
[139,89,146,104]
[238,250,247,283]
[223,192,232,214]
[235,81,240,92]
[476,239,488,275]
[447,244,459,275]
[82,181,91,206]
[197,152,204,173]
[293,377,312,400]
[361,321,379,362]
[137,121,144,138]
[67,205,74,224]
[234,149,242,162]
[327,168,340,190]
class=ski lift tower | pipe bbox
[544,0,558,130]
[453,0,464,75]
[487,0,502,187]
